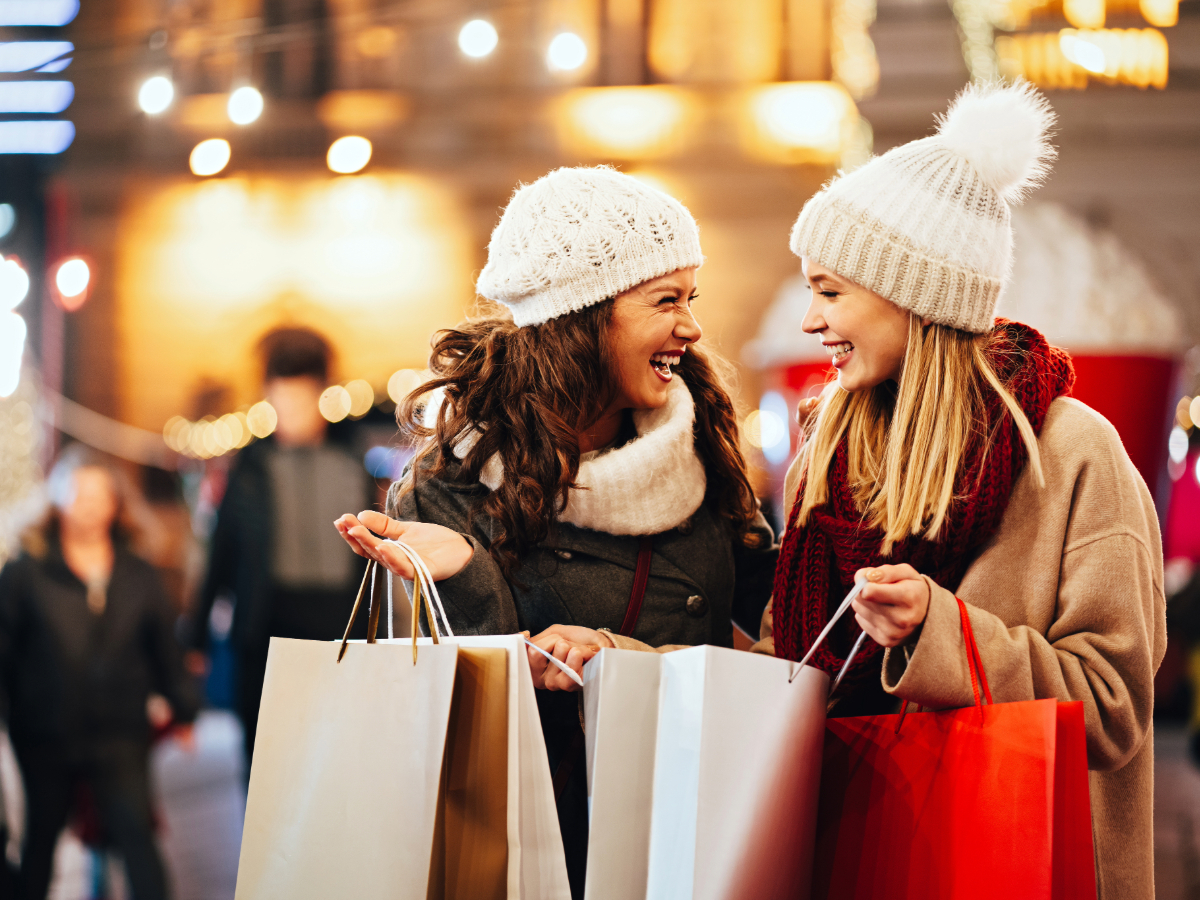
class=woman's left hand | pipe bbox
[525,625,615,692]
[851,564,930,647]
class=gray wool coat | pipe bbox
[389,454,778,898]
[389,458,779,648]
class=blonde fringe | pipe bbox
[794,319,1043,554]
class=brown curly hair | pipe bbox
[394,300,763,580]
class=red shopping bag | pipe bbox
[811,597,1097,900]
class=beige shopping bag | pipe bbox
[235,551,512,900]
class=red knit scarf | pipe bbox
[771,320,1075,683]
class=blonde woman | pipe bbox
[761,82,1165,900]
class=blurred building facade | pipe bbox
[6,0,1200,462]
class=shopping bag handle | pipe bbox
[787,579,869,688]
[336,542,456,664]
[895,596,993,731]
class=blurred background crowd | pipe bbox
[0,0,1199,896]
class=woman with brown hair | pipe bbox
[335,166,777,896]
[760,82,1164,899]
[0,444,199,900]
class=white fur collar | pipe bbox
[455,377,706,535]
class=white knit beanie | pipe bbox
[477,166,705,327]
[790,81,1056,334]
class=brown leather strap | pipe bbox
[554,536,654,803]
[618,536,655,638]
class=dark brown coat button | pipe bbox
[685,594,707,617]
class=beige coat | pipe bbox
[742,397,1166,900]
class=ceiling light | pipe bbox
[227,85,263,125]
[189,138,230,176]
[326,135,372,174]
[547,32,587,72]
[138,75,174,114]
[458,19,498,58]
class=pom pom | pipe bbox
[935,80,1057,204]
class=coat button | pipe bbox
[677,518,693,535]
[685,594,708,617]
[554,549,573,560]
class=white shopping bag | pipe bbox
[581,649,663,900]
[583,645,828,900]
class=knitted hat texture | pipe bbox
[477,167,705,327]
[790,81,1056,333]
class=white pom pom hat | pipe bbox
[790,81,1056,333]
[477,166,705,327]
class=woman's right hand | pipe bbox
[334,511,474,581]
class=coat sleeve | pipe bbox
[189,470,240,652]
[883,539,1164,773]
[730,509,779,637]
[0,559,26,725]
[880,408,1168,774]
[143,564,202,725]
[391,474,520,635]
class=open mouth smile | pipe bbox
[824,341,854,368]
[650,351,683,382]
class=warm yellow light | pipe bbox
[1060,31,1107,72]
[319,385,352,423]
[247,400,277,438]
[163,416,190,452]
[188,421,210,458]
[189,139,230,177]
[743,409,787,450]
[210,416,234,454]
[356,26,398,59]
[227,86,264,125]
[232,410,252,447]
[345,379,374,417]
[1064,0,1105,28]
[1179,397,1195,430]
[742,82,858,163]
[219,412,244,449]
[387,369,421,404]
[1189,397,1200,429]
[554,87,696,160]
[1140,0,1177,27]
[997,28,1167,89]
[547,32,588,72]
[327,136,372,174]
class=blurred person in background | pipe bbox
[188,327,370,766]
[0,444,199,900]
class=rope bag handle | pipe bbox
[336,541,456,664]
[894,595,992,731]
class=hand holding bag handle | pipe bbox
[337,541,456,663]
[791,581,990,729]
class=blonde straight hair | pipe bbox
[794,318,1043,554]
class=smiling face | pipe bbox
[606,267,702,412]
[801,259,911,393]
